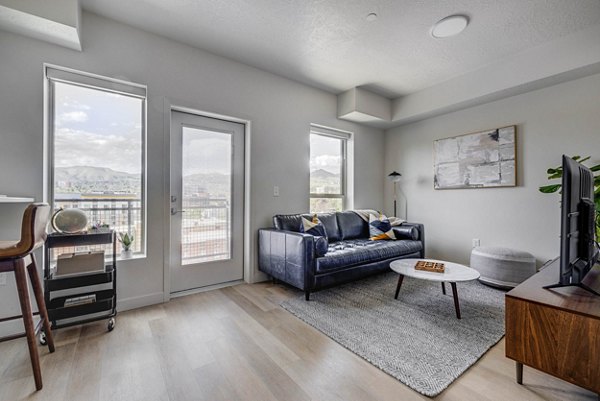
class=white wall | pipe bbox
[0,12,385,333]
[385,72,600,267]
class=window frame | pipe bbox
[309,126,350,212]
[44,64,148,258]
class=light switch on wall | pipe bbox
[273,185,280,197]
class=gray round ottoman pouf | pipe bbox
[470,246,536,289]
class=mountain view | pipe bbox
[311,168,338,179]
[183,172,230,199]
[55,165,339,201]
[310,168,341,194]
[55,166,229,199]
[55,166,141,195]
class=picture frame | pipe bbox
[433,125,517,189]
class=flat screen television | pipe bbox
[544,155,599,295]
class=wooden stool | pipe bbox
[0,203,55,391]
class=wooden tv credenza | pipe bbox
[505,257,600,398]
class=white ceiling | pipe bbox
[81,0,600,98]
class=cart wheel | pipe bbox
[39,332,47,346]
[107,318,116,332]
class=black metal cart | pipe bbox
[42,229,117,343]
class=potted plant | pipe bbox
[539,155,600,242]
[118,232,135,257]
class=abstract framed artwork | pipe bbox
[433,125,516,189]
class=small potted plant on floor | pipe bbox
[118,232,135,258]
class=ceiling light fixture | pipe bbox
[366,12,378,22]
[431,14,469,38]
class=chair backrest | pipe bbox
[18,203,51,255]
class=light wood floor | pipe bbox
[0,281,597,401]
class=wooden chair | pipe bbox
[0,203,55,390]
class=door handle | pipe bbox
[171,208,186,215]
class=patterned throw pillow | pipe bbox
[369,213,396,241]
[299,214,328,238]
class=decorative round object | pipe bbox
[51,208,88,234]
[470,246,536,289]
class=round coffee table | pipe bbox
[390,258,480,319]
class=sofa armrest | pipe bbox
[393,225,419,240]
[258,228,316,290]
[399,222,425,258]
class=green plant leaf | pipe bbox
[578,156,591,164]
[547,172,562,180]
[539,184,561,193]
[541,157,599,240]
[118,232,134,246]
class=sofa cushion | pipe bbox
[273,214,304,232]
[369,213,396,240]
[315,212,340,242]
[337,211,369,240]
[273,212,340,241]
[316,239,423,273]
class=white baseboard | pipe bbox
[117,292,165,312]
[169,280,243,299]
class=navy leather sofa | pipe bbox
[258,211,425,300]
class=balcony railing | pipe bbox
[181,199,230,264]
[55,198,142,251]
[54,198,230,263]
[53,198,143,259]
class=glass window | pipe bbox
[310,132,347,213]
[181,127,232,264]
[47,68,146,259]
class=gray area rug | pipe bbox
[281,272,505,397]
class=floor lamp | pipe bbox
[388,171,402,217]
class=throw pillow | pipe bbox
[299,214,328,238]
[369,213,396,240]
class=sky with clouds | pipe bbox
[182,127,231,175]
[55,82,236,177]
[54,82,143,174]
[310,134,342,174]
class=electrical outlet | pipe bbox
[0,273,6,286]
[273,185,280,197]
[472,238,481,248]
